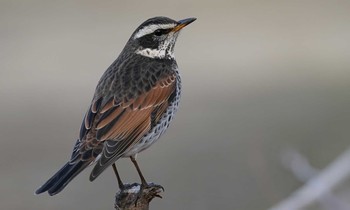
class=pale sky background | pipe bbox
[1,0,350,209]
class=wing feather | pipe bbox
[88,74,176,180]
[74,73,176,181]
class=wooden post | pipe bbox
[114,183,164,210]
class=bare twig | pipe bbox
[269,148,350,210]
[281,149,349,210]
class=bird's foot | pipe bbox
[114,183,164,209]
[133,182,164,205]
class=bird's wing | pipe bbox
[83,73,177,180]
[69,97,104,164]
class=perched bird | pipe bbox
[35,16,196,196]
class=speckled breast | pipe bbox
[123,73,181,157]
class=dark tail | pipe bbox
[35,161,89,196]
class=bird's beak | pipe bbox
[172,17,197,32]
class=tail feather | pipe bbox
[35,161,89,196]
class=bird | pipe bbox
[35,16,196,196]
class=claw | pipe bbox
[160,185,165,192]
[115,182,164,209]
[154,194,163,199]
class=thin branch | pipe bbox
[269,147,350,210]
[281,149,349,210]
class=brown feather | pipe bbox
[154,102,169,123]
[96,106,124,130]
[100,98,114,113]
[94,74,176,144]
[84,111,90,129]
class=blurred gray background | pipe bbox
[1,0,350,209]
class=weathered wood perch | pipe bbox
[114,183,164,210]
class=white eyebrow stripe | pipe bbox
[133,23,176,39]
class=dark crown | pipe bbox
[122,16,196,59]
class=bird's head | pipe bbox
[125,16,196,59]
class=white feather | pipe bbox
[135,33,178,59]
[135,48,167,59]
[133,23,176,39]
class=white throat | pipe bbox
[135,47,175,59]
[135,35,177,59]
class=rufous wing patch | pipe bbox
[92,74,176,150]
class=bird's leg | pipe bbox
[130,156,150,205]
[112,163,124,189]
[130,156,148,187]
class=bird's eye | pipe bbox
[154,29,163,36]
